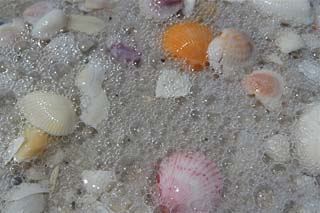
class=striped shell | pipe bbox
[19,91,77,136]
[242,70,284,109]
[155,151,223,211]
[162,21,213,71]
[207,28,253,70]
[251,0,312,25]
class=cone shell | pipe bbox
[19,91,77,136]
[162,21,213,71]
[242,70,284,109]
[207,28,253,70]
[14,127,49,162]
[155,151,223,210]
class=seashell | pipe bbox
[14,127,49,163]
[207,28,253,71]
[298,60,320,84]
[301,34,320,50]
[242,70,284,110]
[23,1,53,24]
[0,19,24,46]
[68,15,105,35]
[5,194,46,213]
[81,170,113,195]
[19,91,77,136]
[275,30,305,54]
[296,103,320,174]
[182,0,196,17]
[31,9,67,40]
[76,60,110,129]
[155,69,192,98]
[263,134,290,162]
[3,136,25,165]
[162,21,213,71]
[109,43,142,65]
[139,0,183,20]
[251,0,313,25]
[5,183,49,201]
[155,151,223,211]
[84,0,110,10]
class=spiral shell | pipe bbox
[19,91,77,136]
[162,21,213,71]
[207,28,253,71]
[155,151,223,211]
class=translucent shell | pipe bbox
[155,151,223,211]
[251,0,313,25]
[242,70,284,109]
[23,1,53,24]
[207,28,253,70]
[14,127,49,163]
[19,91,77,136]
[139,0,183,20]
[162,21,214,71]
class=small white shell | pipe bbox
[296,103,320,174]
[183,0,196,17]
[301,34,320,50]
[207,28,254,71]
[31,9,67,40]
[84,0,110,10]
[276,30,305,54]
[155,69,192,98]
[263,134,290,162]
[81,170,113,195]
[19,91,77,136]
[251,0,313,25]
[76,60,110,129]
[298,60,320,84]
[68,15,105,35]
[3,136,25,165]
[23,1,53,24]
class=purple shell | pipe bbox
[109,43,141,65]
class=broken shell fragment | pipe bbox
[19,91,77,136]
[68,15,105,35]
[23,1,54,24]
[14,127,49,163]
[0,19,25,46]
[276,30,305,54]
[242,70,284,109]
[31,9,67,40]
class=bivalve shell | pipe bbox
[19,91,77,136]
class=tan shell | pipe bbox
[19,91,77,136]
[207,28,253,70]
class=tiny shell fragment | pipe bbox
[68,15,105,35]
[156,69,192,98]
[276,30,305,54]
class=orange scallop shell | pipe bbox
[162,21,214,71]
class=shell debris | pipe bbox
[68,15,105,35]
[276,30,305,54]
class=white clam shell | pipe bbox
[183,0,196,17]
[276,30,305,54]
[31,9,67,40]
[68,15,105,35]
[155,69,192,98]
[19,91,77,136]
[76,60,110,129]
[23,1,54,24]
[251,0,313,25]
[296,103,320,174]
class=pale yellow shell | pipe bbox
[19,91,77,136]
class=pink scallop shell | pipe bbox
[155,151,223,212]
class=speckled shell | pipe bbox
[19,91,77,136]
[155,152,223,211]
[251,0,312,25]
[242,70,284,109]
[162,21,213,71]
[207,28,253,70]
